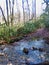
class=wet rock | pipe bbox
[44,37,49,44]
[3,47,11,56]
[23,48,29,54]
[39,48,45,52]
[32,47,38,50]
[31,47,45,52]
[0,50,5,56]
[0,45,5,50]
[3,47,9,52]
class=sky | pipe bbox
[36,0,46,16]
[0,0,46,17]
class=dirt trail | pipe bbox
[24,28,49,40]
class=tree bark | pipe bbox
[0,6,7,25]
[11,0,14,26]
[6,0,9,26]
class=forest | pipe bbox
[0,0,49,65]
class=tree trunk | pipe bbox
[22,0,25,23]
[11,0,14,26]
[6,0,9,26]
[16,0,20,22]
[26,0,30,21]
[0,6,7,25]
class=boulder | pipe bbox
[23,48,29,54]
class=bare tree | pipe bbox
[22,0,25,23]
[16,0,20,22]
[26,0,30,21]
[22,0,30,22]
[6,0,9,25]
[31,0,34,20]
[0,6,7,25]
[0,0,15,26]
[11,0,14,26]
[31,0,36,20]
[9,0,11,15]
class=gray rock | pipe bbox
[0,45,5,50]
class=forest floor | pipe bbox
[24,28,49,39]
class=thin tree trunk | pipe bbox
[26,0,30,21]
[32,0,36,19]
[16,0,20,22]
[11,0,14,26]
[22,0,25,23]
[6,0,9,26]
[8,0,12,36]
[0,6,7,25]
[9,0,11,15]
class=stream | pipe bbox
[0,39,49,65]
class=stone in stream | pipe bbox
[38,48,45,52]
[30,47,45,52]
[0,45,5,50]
[23,48,29,55]
[0,49,5,56]
[31,47,38,50]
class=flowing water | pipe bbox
[0,39,49,65]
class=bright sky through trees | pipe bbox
[0,0,46,17]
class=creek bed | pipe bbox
[0,39,49,65]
